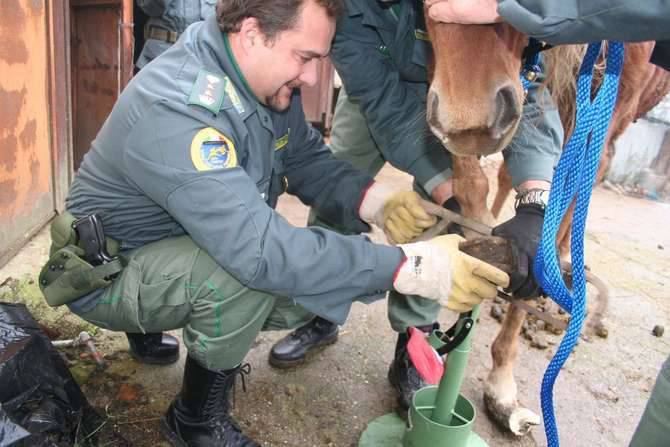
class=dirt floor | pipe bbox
[1,157,669,447]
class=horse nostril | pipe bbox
[492,84,521,138]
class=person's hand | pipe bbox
[425,0,502,25]
[383,191,437,244]
[394,234,509,312]
[359,183,437,244]
[492,204,544,298]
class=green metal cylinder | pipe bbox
[403,386,485,447]
[431,305,480,425]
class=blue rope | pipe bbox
[533,42,624,446]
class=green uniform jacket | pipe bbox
[332,0,563,188]
[66,15,402,324]
[498,0,670,70]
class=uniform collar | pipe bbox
[222,33,259,103]
[198,15,272,122]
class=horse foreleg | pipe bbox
[452,155,495,236]
[484,305,541,435]
[491,163,513,219]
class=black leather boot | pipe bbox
[387,323,438,410]
[126,332,179,365]
[268,316,338,368]
[162,356,260,447]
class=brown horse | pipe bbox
[425,18,670,435]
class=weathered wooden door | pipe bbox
[0,0,62,266]
[0,0,134,268]
[70,0,134,169]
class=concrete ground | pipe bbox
[1,158,669,446]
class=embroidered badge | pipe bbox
[188,69,226,114]
[414,29,430,42]
[275,129,290,151]
[190,128,237,171]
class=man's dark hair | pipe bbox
[216,0,343,41]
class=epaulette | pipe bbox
[187,68,226,115]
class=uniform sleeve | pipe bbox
[502,74,563,186]
[497,0,670,44]
[121,101,403,323]
[651,41,670,71]
[136,0,167,17]
[330,12,453,192]
[282,94,374,233]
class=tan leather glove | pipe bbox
[394,234,509,312]
[359,183,437,244]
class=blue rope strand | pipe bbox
[533,42,624,447]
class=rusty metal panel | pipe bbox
[301,58,335,132]
[0,0,55,267]
[71,0,134,169]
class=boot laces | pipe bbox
[205,363,252,419]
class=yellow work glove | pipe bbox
[393,234,509,312]
[382,191,437,244]
[358,183,437,244]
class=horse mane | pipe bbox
[543,44,590,139]
[543,42,669,144]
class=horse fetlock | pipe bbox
[484,374,517,406]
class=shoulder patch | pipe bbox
[188,69,226,114]
[190,128,238,171]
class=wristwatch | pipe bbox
[515,188,549,211]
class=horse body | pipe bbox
[426,16,670,436]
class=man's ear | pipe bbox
[238,17,263,51]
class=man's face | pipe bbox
[246,1,335,111]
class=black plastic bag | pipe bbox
[0,303,103,446]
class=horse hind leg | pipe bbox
[484,304,541,435]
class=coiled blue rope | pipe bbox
[533,42,624,446]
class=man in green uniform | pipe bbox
[269,0,563,410]
[39,0,510,445]
[136,0,217,70]
[428,1,670,445]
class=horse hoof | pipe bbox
[508,407,541,436]
[483,392,540,436]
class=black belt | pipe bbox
[145,25,180,44]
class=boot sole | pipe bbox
[129,350,179,365]
[160,416,188,447]
[268,333,338,369]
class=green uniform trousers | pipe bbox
[308,88,441,332]
[629,353,670,446]
[78,236,313,371]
